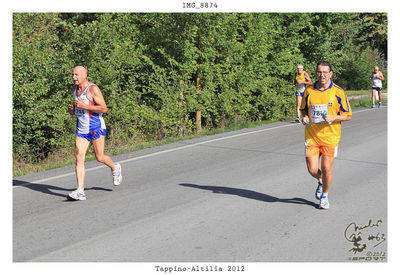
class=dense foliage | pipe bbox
[13,13,387,162]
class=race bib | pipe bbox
[75,107,85,116]
[310,104,328,123]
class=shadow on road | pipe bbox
[13,180,112,199]
[180,183,318,208]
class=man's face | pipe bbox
[297,67,304,74]
[72,67,86,85]
[374,67,379,74]
[316,65,333,85]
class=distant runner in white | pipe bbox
[370,66,384,108]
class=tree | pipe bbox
[13,13,74,160]
[357,13,387,60]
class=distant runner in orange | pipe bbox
[292,64,312,122]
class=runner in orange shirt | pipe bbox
[300,61,352,209]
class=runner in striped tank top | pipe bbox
[67,66,122,201]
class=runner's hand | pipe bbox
[302,116,310,126]
[74,98,85,109]
[321,110,333,124]
[68,104,74,114]
[324,115,334,123]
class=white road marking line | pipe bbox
[13,107,382,187]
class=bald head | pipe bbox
[73,66,87,76]
[297,64,304,73]
[72,66,88,86]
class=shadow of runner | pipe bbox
[180,183,318,208]
[13,180,112,198]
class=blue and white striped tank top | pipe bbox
[73,83,106,134]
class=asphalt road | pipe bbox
[13,106,387,263]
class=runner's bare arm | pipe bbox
[74,85,108,113]
[292,73,297,88]
[301,109,309,125]
[324,114,352,123]
[304,72,313,85]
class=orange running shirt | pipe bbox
[300,81,352,147]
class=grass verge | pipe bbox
[13,118,280,177]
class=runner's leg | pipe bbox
[320,155,335,193]
[306,155,322,180]
[92,135,116,171]
[296,96,302,118]
[372,88,376,105]
[75,137,90,189]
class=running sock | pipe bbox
[77,188,84,193]
[322,192,328,198]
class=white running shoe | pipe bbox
[112,163,122,186]
[319,195,329,209]
[67,189,86,201]
[315,183,323,200]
